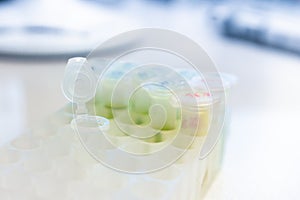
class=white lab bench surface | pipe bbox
[0,4,300,200]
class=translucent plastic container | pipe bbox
[0,58,235,200]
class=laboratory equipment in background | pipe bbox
[0,0,138,56]
[210,1,300,55]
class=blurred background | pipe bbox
[0,0,300,199]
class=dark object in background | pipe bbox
[0,0,12,3]
[211,3,300,55]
